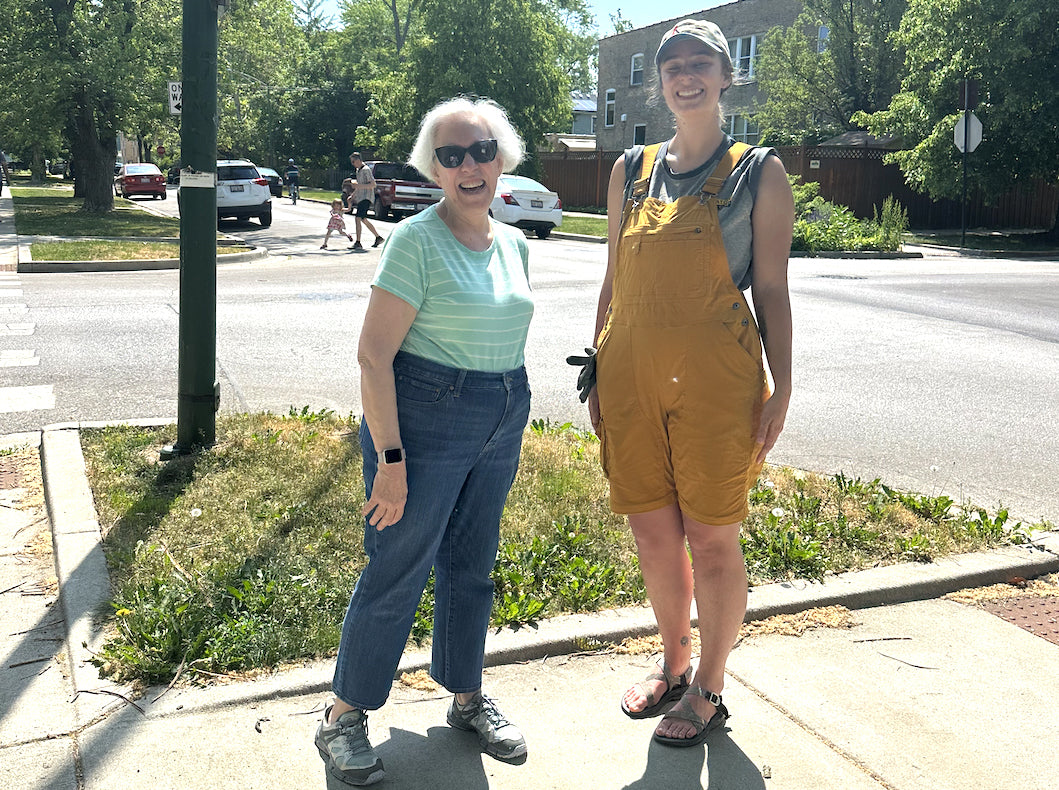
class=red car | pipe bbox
[114,163,167,200]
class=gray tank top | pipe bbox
[624,137,776,291]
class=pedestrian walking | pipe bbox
[576,19,794,748]
[315,96,533,786]
[348,152,385,250]
[320,199,354,249]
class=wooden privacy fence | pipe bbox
[539,147,1058,230]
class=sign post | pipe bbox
[162,0,220,458]
[954,79,982,248]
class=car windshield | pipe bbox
[126,164,161,175]
[218,165,259,181]
[258,168,279,178]
[500,176,547,192]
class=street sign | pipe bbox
[954,112,982,153]
[168,81,182,115]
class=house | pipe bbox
[571,90,597,135]
[595,0,803,151]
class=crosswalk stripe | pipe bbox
[0,350,39,367]
[0,385,54,413]
[0,323,34,335]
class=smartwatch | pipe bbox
[380,447,404,465]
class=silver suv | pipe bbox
[216,159,272,227]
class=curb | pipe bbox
[17,242,268,273]
[38,421,1059,716]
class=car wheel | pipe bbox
[535,226,552,240]
[373,198,388,220]
[259,211,272,228]
[160,191,167,200]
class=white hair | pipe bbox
[408,96,525,179]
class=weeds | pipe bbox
[82,416,1041,684]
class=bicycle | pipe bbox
[289,180,299,204]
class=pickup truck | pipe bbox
[365,161,443,220]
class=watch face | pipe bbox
[383,448,404,464]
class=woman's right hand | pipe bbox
[588,388,601,437]
[362,461,407,530]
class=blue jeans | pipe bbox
[332,351,531,710]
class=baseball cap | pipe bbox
[655,19,732,68]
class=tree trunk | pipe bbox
[1048,195,1059,240]
[71,94,115,213]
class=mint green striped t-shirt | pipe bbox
[372,205,534,372]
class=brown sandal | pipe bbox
[652,685,729,747]
[620,660,693,720]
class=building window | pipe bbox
[630,53,644,86]
[590,115,596,134]
[727,35,758,78]
[727,114,760,145]
[604,89,615,127]
[817,26,830,54]
[633,124,647,145]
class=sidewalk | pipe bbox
[1,425,1058,789]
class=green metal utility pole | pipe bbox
[163,0,222,458]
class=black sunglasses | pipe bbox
[434,139,499,169]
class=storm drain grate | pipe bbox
[982,595,1059,646]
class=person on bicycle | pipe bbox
[285,158,300,200]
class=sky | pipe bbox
[313,1,725,38]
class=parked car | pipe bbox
[490,175,562,239]
[214,159,272,226]
[256,166,284,197]
[48,159,67,176]
[114,162,167,200]
[365,161,442,220]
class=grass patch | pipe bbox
[560,215,608,237]
[82,412,1044,685]
[299,188,340,202]
[11,185,181,237]
[30,240,252,261]
[907,230,1059,252]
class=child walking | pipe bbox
[321,199,354,249]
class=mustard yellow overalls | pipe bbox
[596,142,768,525]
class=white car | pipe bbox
[215,159,272,227]
[490,175,562,239]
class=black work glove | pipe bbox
[565,347,597,403]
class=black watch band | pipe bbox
[381,447,404,464]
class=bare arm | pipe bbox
[357,286,418,529]
[587,155,628,432]
[749,154,795,463]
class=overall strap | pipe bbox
[630,143,663,199]
[701,142,752,198]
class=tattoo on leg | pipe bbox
[680,636,690,646]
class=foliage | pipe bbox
[82,414,1040,684]
[788,177,908,252]
[755,0,906,145]
[856,0,1059,232]
[11,186,181,237]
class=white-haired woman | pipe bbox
[585,20,794,747]
[316,97,532,785]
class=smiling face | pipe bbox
[430,113,503,218]
[658,38,732,118]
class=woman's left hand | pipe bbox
[362,462,408,530]
[755,392,789,464]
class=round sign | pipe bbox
[157,145,166,157]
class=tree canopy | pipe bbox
[858,0,1059,233]
[755,0,905,145]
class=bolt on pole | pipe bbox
[163,0,221,458]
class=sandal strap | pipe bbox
[658,659,693,688]
[685,685,723,708]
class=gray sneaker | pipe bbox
[446,692,527,763]
[315,705,385,786]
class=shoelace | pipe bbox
[336,713,373,754]
[476,695,512,730]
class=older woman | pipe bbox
[315,97,533,785]
[587,20,794,747]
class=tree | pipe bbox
[858,0,1059,235]
[755,0,906,145]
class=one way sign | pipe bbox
[168,81,182,115]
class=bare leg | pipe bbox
[621,504,695,714]
[320,230,333,248]
[654,516,746,740]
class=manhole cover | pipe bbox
[982,595,1059,646]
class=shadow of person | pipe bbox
[622,726,766,790]
[325,726,491,789]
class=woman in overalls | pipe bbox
[588,20,794,747]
